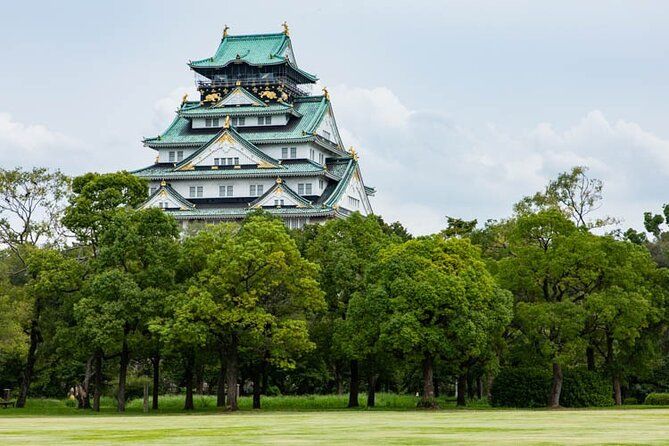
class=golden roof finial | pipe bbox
[223,25,230,38]
[160,180,167,187]
[224,115,231,129]
[181,93,188,105]
[276,177,283,184]
[282,21,290,36]
[155,155,159,163]
[322,87,330,101]
[348,146,358,161]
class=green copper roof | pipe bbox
[179,102,298,119]
[132,160,328,180]
[164,206,336,220]
[145,96,331,147]
[189,33,317,82]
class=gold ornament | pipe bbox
[223,24,229,38]
[181,93,188,105]
[348,146,359,161]
[322,87,330,100]
[160,180,167,187]
[282,21,290,36]
[224,115,231,129]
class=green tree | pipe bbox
[305,213,394,407]
[374,236,509,408]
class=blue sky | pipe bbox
[1,1,668,234]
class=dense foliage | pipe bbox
[0,165,668,412]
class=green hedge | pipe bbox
[490,367,613,408]
[644,393,669,405]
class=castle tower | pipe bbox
[134,25,374,229]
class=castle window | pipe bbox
[310,148,315,160]
[298,183,304,195]
[274,199,284,207]
[231,117,238,126]
[257,116,265,125]
[282,147,288,158]
[250,184,264,196]
[305,183,312,195]
[169,151,175,162]
[298,183,312,195]
[319,179,324,189]
[205,118,212,127]
[319,153,324,165]
[265,116,272,125]
[290,147,297,158]
[238,117,245,125]
[212,118,220,127]
[177,151,183,162]
[190,186,203,198]
[219,185,234,197]
[150,186,158,195]
[234,157,239,165]
[348,196,360,208]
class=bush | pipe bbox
[560,370,613,407]
[644,393,669,405]
[623,397,638,405]
[490,367,550,408]
[491,367,613,408]
[112,377,149,402]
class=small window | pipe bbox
[265,116,272,125]
[319,179,324,189]
[234,157,239,165]
[214,158,220,165]
[196,186,203,198]
[257,185,264,195]
[274,199,284,207]
[205,118,212,127]
[298,183,305,195]
[189,186,196,197]
[250,185,256,196]
[319,153,324,165]
[227,157,233,165]
[348,196,360,208]
[231,117,238,126]
[227,185,233,196]
[258,116,265,125]
[305,183,312,195]
[282,147,288,159]
[219,185,226,197]
[177,151,184,162]
[238,117,246,125]
[212,118,220,127]
[169,151,175,162]
[290,147,297,159]
[310,148,315,160]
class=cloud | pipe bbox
[0,113,85,171]
[152,86,199,132]
[331,85,669,235]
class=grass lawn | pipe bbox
[0,409,669,445]
[0,396,668,445]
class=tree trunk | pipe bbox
[252,369,261,409]
[347,359,359,408]
[433,373,439,398]
[485,373,494,400]
[457,373,467,406]
[548,362,563,408]
[613,375,622,406]
[225,335,239,411]
[335,364,344,395]
[16,318,40,408]
[216,347,226,408]
[366,373,376,408]
[467,372,475,400]
[586,346,596,371]
[184,353,195,410]
[151,352,160,410]
[117,334,130,412]
[93,350,102,412]
[77,355,93,409]
[419,355,437,408]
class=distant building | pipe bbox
[134,24,374,229]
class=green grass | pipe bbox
[1,408,669,444]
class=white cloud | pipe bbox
[152,86,199,132]
[0,112,85,171]
[331,86,669,235]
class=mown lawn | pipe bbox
[1,408,669,445]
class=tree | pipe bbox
[374,236,510,408]
[515,166,615,229]
[62,171,147,256]
[15,248,82,407]
[305,213,394,407]
[169,213,324,411]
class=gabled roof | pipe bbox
[215,87,265,107]
[188,33,317,82]
[179,102,298,119]
[249,179,313,209]
[175,127,280,170]
[140,182,195,211]
[144,95,339,149]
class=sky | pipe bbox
[1,0,668,234]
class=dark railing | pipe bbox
[196,75,310,96]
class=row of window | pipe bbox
[168,151,184,163]
[309,148,325,164]
[281,147,297,159]
[297,183,313,195]
[348,196,360,208]
[205,116,272,127]
[180,183,317,199]
[214,157,239,166]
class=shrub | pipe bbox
[112,377,150,402]
[490,367,551,408]
[644,393,669,405]
[623,397,639,405]
[491,367,613,408]
[560,370,613,407]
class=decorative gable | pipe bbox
[216,87,265,107]
[283,43,296,65]
[250,179,312,208]
[177,130,279,170]
[141,183,194,211]
[315,108,341,145]
[335,168,373,215]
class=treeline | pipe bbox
[0,166,668,411]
